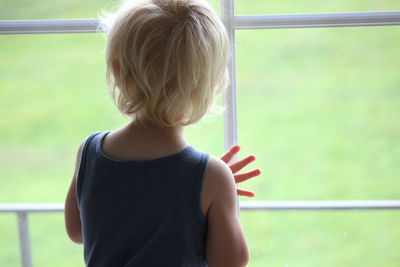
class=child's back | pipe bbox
[76,124,248,266]
[77,128,209,266]
[68,0,249,266]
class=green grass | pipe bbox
[1,1,400,266]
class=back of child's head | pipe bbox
[99,0,230,128]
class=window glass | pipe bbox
[236,26,400,266]
[240,211,400,266]
[0,0,220,20]
[0,0,117,20]
[236,26,400,200]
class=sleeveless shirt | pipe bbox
[76,131,210,267]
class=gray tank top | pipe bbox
[76,131,209,266]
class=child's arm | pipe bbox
[204,156,250,267]
[64,140,86,245]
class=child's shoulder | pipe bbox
[203,154,235,198]
[206,155,232,176]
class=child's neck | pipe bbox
[122,120,189,149]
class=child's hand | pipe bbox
[220,145,261,198]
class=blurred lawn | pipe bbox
[1,1,400,266]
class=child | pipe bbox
[64,0,260,266]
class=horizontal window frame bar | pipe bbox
[234,11,400,29]
[1,201,400,213]
[0,19,100,34]
[0,203,64,213]
[5,201,399,267]
[240,200,400,210]
[1,11,400,34]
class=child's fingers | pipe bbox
[220,145,240,163]
[237,188,255,197]
[230,155,255,174]
[234,169,261,183]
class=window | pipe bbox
[0,0,399,266]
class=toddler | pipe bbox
[64,0,259,266]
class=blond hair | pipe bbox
[98,0,230,128]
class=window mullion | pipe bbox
[221,0,238,155]
[221,0,240,216]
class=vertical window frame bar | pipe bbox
[221,0,240,216]
[221,0,238,154]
